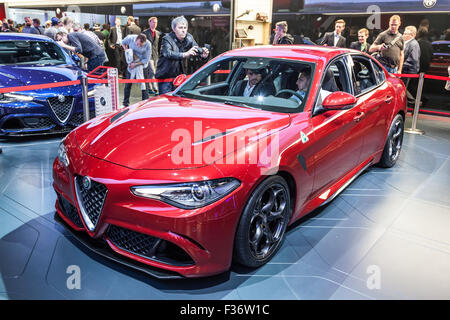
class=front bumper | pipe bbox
[52,137,248,278]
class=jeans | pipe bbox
[123,71,150,106]
[381,63,397,74]
[158,81,175,95]
[87,52,106,72]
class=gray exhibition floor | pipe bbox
[0,114,449,300]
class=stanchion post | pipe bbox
[81,74,90,122]
[107,68,119,111]
[405,72,425,135]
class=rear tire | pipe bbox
[378,114,404,168]
[233,175,291,268]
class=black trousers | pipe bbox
[111,45,127,76]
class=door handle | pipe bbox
[385,96,394,104]
[353,112,365,122]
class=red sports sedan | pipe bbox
[53,45,406,278]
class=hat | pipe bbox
[51,17,59,26]
[242,59,269,72]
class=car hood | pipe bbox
[75,95,291,170]
[0,64,83,91]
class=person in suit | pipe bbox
[125,16,141,36]
[231,63,276,97]
[109,18,127,77]
[350,28,370,53]
[319,19,346,48]
[143,17,161,95]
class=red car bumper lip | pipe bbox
[52,144,245,278]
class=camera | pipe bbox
[382,43,392,49]
[194,46,203,55]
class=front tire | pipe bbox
[378,114,404,168]
[233,175,291,268]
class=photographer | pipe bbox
[369,15,404,73]
[155,16,209,95]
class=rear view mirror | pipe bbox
[322,91,357,110]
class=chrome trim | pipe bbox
[74,176,107,232]
[48,96,74,123]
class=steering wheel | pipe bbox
[275,89,304,102]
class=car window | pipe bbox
[349,55,378,95]
[372,60,386,84]
[316,56,352,107]
[175,56,315,114]
[0,40,67,65]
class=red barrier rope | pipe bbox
[0,71,447,94]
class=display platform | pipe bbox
[0,115,449,300]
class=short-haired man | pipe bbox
[143,17,161,94]
[290,72,311,104]
[402,26,421,105]
[231,66,276,97]
[273,21,294,45]
[109,18,127,77]
[121,33,152,106]
[155,16,209,95]
[369,15,404,73]
[32,18,45,35]
[125,16,141,36]
[350,28,370,53]
[22,17,38,34]
[320,19,346,47]
[55,31,106,72]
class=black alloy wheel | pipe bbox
[234,175,291,268]
[379,114,404,168]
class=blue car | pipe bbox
[0,33,96,136]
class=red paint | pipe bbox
[53,45,406,277]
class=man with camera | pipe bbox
[155,16,209,95]
[369,15,404,73]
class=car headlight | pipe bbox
[130,178,241,209]
[57,141,69,167]
[87,89,96,97]
[0,93,34,103]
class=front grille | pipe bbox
[23,117,54,129]
[107,225,195,266]
[69,110,96,126]
[48,96,74,123]
[74,176,108,231]
[57,193,83,228]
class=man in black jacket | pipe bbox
[230,60,276,97]
[125,16,141,36]
[272,21,294,45]
[320,19,346,47]
[143,17,161,95]
[109,18,127,77]
[156,16,209,95]
[350,28,370,53]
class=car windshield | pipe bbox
[0,40,67,65]
[175,56,315,113]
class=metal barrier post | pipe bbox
[405,72,425,135]
[81,74,90,122]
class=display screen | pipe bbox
[133,1,231,16]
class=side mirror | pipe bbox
[173,74,187,87]
[322,91,357,110]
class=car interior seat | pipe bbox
[322,68,339,92]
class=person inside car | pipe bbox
[231,60,276,97]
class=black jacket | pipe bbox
[320,32,346,47]
[350,41,370,53]
[108,26,126,47]
[275,33,294,45]
[417,38,433,72]
[231,80,276,97]
[125,23,141,36]
[156,32,200,79]
[143,28,161,63]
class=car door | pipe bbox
[309,55,365,195]
[349,54,394,163]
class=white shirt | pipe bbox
[333,32,340,46]
[116,26,123,45]
[243,82,255,97]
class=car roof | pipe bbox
[0,32,53,42]
[222,45,354,63]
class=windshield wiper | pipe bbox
[223,101,260,109]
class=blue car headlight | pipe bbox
[130,178,241,209]
[57,140,69,167]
